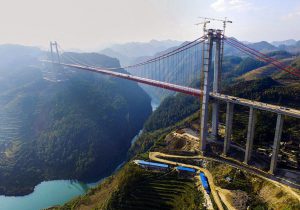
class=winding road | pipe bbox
[149,151,300,209]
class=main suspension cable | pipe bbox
[224,37,300,77]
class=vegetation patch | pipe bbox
[54,164,205,210]
[207,162,300,210]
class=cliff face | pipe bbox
[0,47,152,195]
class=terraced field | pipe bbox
[0,105,22,143]
[0,99,23,156]
[108,171,204,210]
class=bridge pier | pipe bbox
[200,30,214,153]
[244,107,257,164]
[223,102,234,156]
[269,114,284,174]
[211,30,222,140]
[212,102,220,138]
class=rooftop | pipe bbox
[134,160,169,168]
[176,166,196,173]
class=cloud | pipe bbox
[211,0,252,12]
[281,8,300,20]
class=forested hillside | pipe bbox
[0,46,152,195]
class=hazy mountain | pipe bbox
[100,39,182,65]
[241,41,252,45]
[247,41,278,52]
[277,40,300,54]
[217,38,279,56]
[272,39,297,47]
[0,44,42,68]
[100,48,133,66]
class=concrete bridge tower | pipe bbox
[200,29,221,152]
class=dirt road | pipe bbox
[149,152,224,210]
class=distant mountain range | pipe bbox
[271,39,297,47]
[225,39,300,56]
[100,38,300,68]
[99,39,182,65]
[248,41,278,52]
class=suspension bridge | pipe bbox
[44,28,300,175]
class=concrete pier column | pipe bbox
[212,102,220,138]
[269,114,284,174]
[211,30,222,139]
[54,41,61,64]
[200,30,214,153]
[223,102,234,156]
[244,107,257,164]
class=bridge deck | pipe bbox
[43,61,300,119]
[211,93,300,119]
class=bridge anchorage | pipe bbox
[43,24,300,175]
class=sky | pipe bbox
[0,0,299,50]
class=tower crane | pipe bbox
[197,17,233,70]
[195,20,211,37]
[198,17,232,36]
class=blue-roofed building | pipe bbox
[200,172,211,194]
[175,166,196,178]
[133,160,169,171]
[176,166,196,173]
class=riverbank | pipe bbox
[0,151,129,210]
[0,100,159,210]
[0,180,89,210]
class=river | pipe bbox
[0,180,91,210]
[0,100,160,210]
